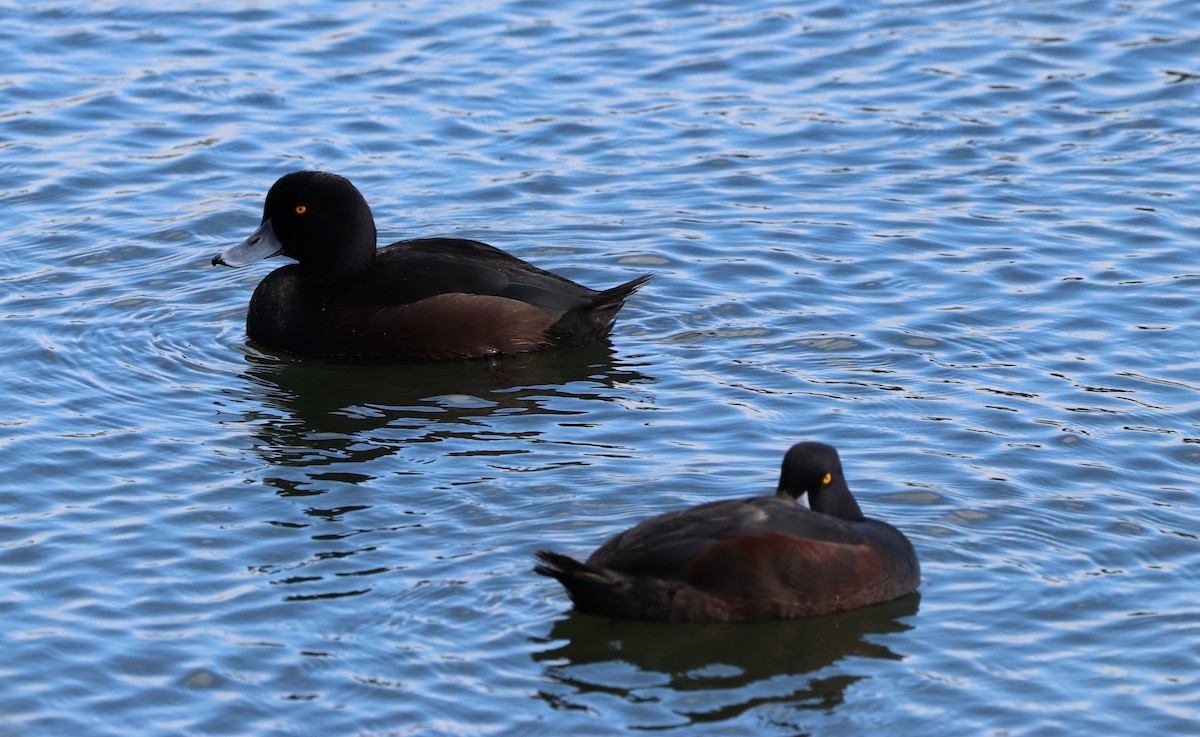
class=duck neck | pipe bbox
[809,479,865,521]
[315,242,374,284]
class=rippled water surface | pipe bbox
[4,1,1200,734]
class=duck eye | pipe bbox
[822,473,832,485]
[294,204,307,215]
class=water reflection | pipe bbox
[216,342,654,603]
[221,341,653,470]
[533,595,919,727]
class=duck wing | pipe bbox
[357,238,608,317]
[587,496,864,581]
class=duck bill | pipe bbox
[211,218,283,267]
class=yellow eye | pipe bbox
[822,473,832,485]
[294,204,307,215]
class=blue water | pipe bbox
[3,0,1199,734]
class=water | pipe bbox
[3,0,1199,734]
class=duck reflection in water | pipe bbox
[532,595,919,725]
[221,342,652,469]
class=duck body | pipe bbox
[213,171,650,360]
[535,442,920,622]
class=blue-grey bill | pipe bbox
[211,218,283,267]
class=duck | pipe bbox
[211,171,651,360]
[535,441,920,622]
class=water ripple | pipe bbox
[3,0,1200,735]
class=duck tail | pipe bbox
[548,273,651,345]
[536,549,730,622]
[596,272,653,306]
[534,550,629,614]
[533,550,596,584]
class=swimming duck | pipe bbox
[212,171,650,360]
[535,442,920,622]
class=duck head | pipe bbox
[775,441,865,521]
[212,171,378,282]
